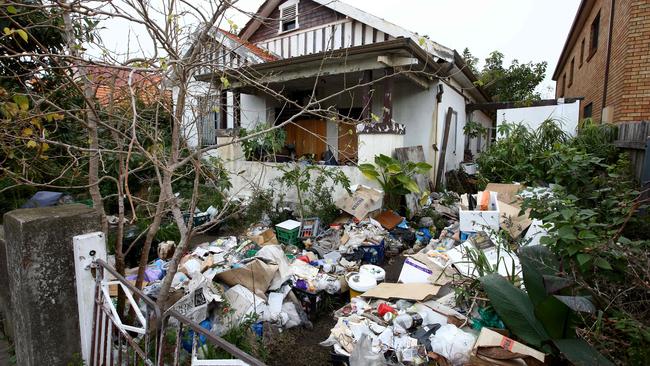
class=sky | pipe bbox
[97,0,581,97]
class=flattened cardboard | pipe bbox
[470,327,545,365]
[360,282,440,301]
[375,210,403,230]
[498,200,532,239]
[216,259,278,299]
[485,183,524,205]
[335,185,383,220]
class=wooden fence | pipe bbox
[614,121,650,184]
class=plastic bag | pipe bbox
[350,334,385,366]
[429,324,476,366]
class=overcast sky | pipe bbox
[98,0,581,97]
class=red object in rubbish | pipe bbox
[377,303,397,317]
[297,255,311,263]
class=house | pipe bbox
[185,0,492,199]
[552,0,650,123]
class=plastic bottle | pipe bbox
[394,313,423,330]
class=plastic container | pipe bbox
[357,240,386,265]
[360,264,386,282]
[346,272,377,299]
[275,219,301,246]
[299,217,321,239]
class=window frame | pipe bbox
[583,102,593,119]
[579,38,585,67]
[588,11,600,61]
[278,0,300,34]
[569,57,575,87]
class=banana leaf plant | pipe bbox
[479,245,613,365]
[358,154,431,211]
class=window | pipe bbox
[279,0,299,33]
[584,102,593,119]
[589,12,600,58]
[560,74,566,97]
[580,38,585,67]
[569,58,575,87]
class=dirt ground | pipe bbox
[264,255,406,366]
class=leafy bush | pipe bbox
[277,163,350,220]
[305,175,340,226]
[239,123,286,161]
[358,154,431,211]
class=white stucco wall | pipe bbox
[467,110,493,157]
[496,100,581,137]
[357,133,405,164]
[435,83,469,173]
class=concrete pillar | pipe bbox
[3,204,101,366]
[0,226,14,340]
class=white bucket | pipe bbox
[346,272,377,299]
[360,264,386,282]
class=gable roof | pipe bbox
[238,0,454,61]
[217,29,279,62]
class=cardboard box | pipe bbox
[485,183,525,205]
[216,259,278,299]
[375,210,403,230]
[249,228,277,245]
[498,200,532,239]
[459,191,500,233]
[398,253,454,286]
[360,282,440,301]
[335,185,384,220]
[470,327,545,365]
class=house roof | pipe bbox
[227,0,489,102]
[238,0,454,62]
[217,29,279,62]
[82,65,167,107]
[552,0,594,80]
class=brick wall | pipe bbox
[617,1,650,122]
[249,0,344,43]
[555,0,650,123]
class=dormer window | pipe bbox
[279,0,299,33]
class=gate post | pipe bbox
[73,232,107,363]
[3,204,101,366]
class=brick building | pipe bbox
[553,0,650,123]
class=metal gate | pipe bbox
[86,258,266,366]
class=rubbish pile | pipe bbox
[318,183,553,365]
[114,182,552,364]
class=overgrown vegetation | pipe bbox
[473,119,649,365]
[358,154,432,212]
[239,123,286,161]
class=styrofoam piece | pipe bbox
[459,191,500,233]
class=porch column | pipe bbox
[382,68,394,124]
[219,89,228,130]
[361,70,372,121]
[233,90,241,128]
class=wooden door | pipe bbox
[338,121,358,163]
[284,119,327,158]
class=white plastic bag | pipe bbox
[350,334,385,366]
[429,324,476,366]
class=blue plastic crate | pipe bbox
[357,240,385,265]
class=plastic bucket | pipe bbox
[360,264,386,283]
[346,272,377,300]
